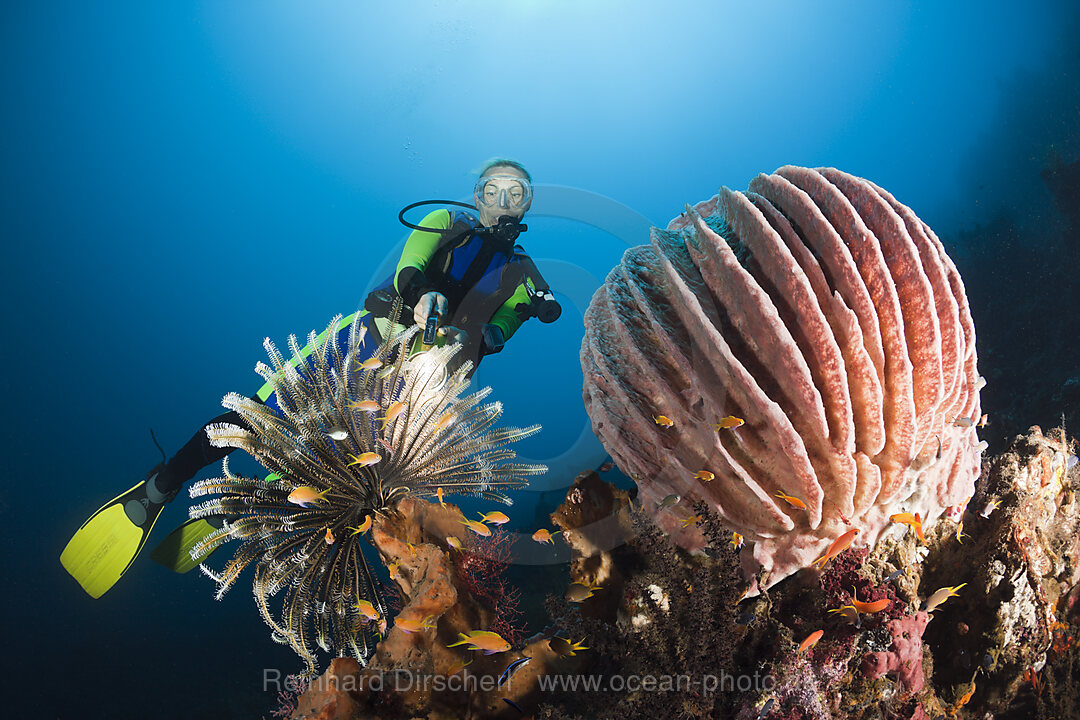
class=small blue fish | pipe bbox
[884,568,903,583]
[503,698,524,714]
[756,697,775,719]
[735,613,757,626]
[497,656,531,687]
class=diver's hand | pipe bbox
[438,326,469,347]
[414,292,448,326]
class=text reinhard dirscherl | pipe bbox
[264,668,774,694]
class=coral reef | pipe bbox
[538,472,745,720]
[292,495,560,720]
[537,424,1080,720]
[188,308,545,676]
[919,424,1080,718]
[580,166,985,587]
[271,427,1080,719]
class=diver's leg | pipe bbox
[155,408,254,497]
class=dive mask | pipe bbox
[473,174,532,211]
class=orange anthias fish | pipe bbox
[951,680,977,714]
[478,511,510,525]
[347,452,381,468]
[347,399,381,412]
[357,357,383,371]
[347,516,372,535]
[850,587,890,614]
[354,598,380,622]
[379,401,407,430]
[324,527,336,545]
[681,514,702,528]
[654,415,675,428]
[435,412,456,433]
[287,486,330,507]
[775,491,807,510]
[447,630,511,655]
[889,512,925,542]
[694,470,715,482]
[532,528,559,545]
[713,415,745,431]
[395,614,437,634]
[446,657,473,676]
[387,562,402,581]
[811,528,860,570]
[446,536,463,550]
[460,519,492,537]
[730,532,744,550]
[923,583,967,613]
[436,487,446,507]
[798,630,824,653]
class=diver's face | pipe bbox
[475,166,532,227]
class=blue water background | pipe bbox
[2,1,1078,717]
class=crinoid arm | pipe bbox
[191,301,546,677]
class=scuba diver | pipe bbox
[61,158,561,598]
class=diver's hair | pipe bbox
[479,158,532,183]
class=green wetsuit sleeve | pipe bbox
[488,280,532,342]
[394,209,451,306]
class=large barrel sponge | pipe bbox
[581,166,985,587]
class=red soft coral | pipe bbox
[451,526,524,644]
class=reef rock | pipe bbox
[291,496,556,720]
[581,166,985,587]
[919,425,1080,716]
[550,470,635,620]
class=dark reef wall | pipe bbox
[952,156,1080,451]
